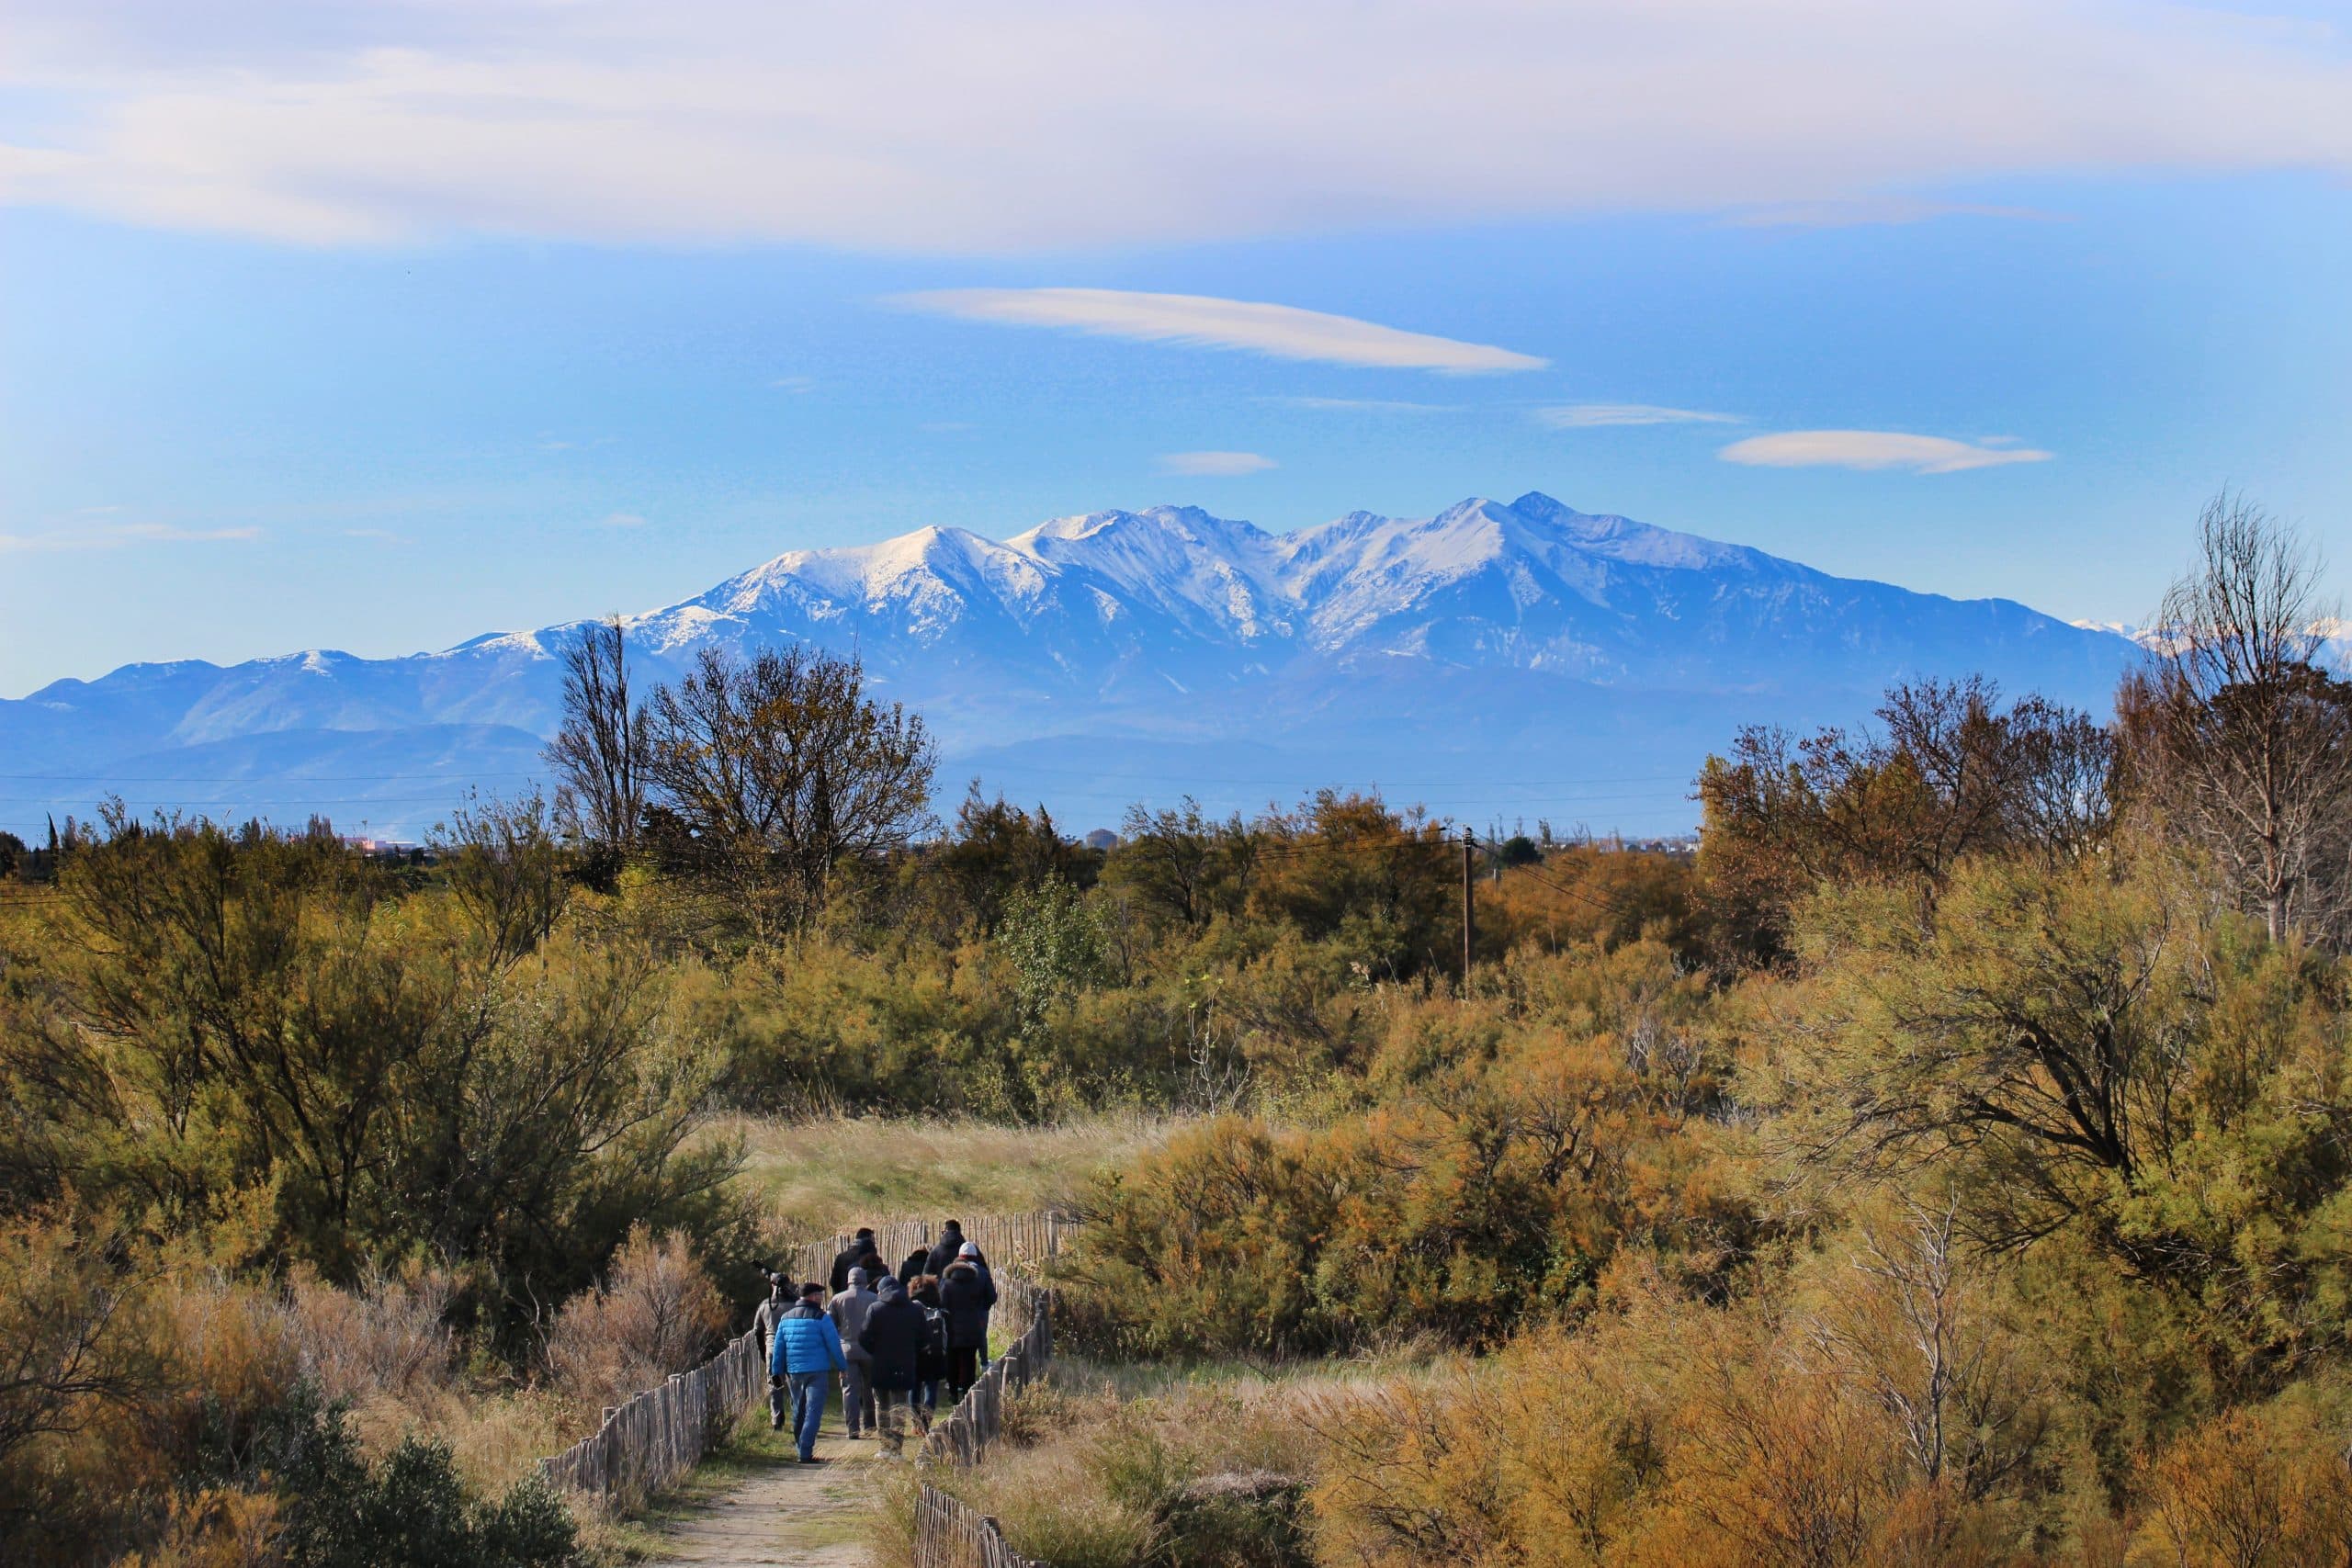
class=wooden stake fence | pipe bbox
[537,1212,1066,1521]
[536,1322,767,1503]
[781,1213,1069,1284]
[913,1483,1049,1568]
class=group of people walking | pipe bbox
[756,1220,1001,1463]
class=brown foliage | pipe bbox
[643,644,935,938]
[2138,1406,2352,1567]
[1696,677,2115,966]
[543,1224,728,1416]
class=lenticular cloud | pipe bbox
[894,289,1546,375]
[1718,431,2054,475]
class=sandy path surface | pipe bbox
[636,1412,895,1568]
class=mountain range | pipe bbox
[0,492,2140,840]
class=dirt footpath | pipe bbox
[636,1417,883,1568]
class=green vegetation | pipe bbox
[14,494,2352,1564]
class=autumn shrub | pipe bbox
[284,1261,458,1404]
[687,935,1017,1114]
[1065,939,1755,1356]
[0,811,752,1326]
[2134,1404,2352,1567]
[184,1381,578,1568]
[879,1367,1318,1568]
[544,1225,728,1417]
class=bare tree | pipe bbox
[643,645,934,936]
[1697,678,2116,964]
[1811,1198,2044,1504]
[2133,491,2352,942]
[544,615,649,851]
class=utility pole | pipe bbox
[1461,827,1476,985]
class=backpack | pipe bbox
[919,1303,949,1361]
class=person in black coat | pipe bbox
[857,1277,927,1441]
[937,1249,998,1401]
[829,1227,876,1294]
[910,1274,948,1418]
[899,1247,931,1287]
[924,1220,967,1277]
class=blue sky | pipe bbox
[4,1,2351,697]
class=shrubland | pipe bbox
[927,503,2352,1565]
[12,496,2352,1564]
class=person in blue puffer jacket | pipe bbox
[770,1281,847,1463]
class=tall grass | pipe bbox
[715,1110,1185,1229]
[869,1353,1418,1568]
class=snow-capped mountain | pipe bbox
[2072,617,2352,674]
[1,492,2140,837]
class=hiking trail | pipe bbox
[635,1417,882,1568]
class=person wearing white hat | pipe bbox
[937,1244,998,1402]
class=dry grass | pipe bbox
[546,1226,730,1416]
[873,1360,1362,1568]
[275,1258,582,1496]
[714,1110,1185,1230]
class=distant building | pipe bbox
[1083,829,1122,852]
[346,837,431,866]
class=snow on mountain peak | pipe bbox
[0,488,2152,840]
[612,491,1848,670]
[1507,491,1766,572]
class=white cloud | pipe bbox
[0,520,262,552]
[1717,430,2054,474]
[1538,403,1741,428]
[895,288,1544,374]
[6,3,2342,251]
[1157,451,1277,477]
[768,375,816,392]
[595,511,648,527]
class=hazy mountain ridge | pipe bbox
[2,492,2138,837]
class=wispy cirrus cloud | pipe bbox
[595,511,649,528]
[1718,430,2053,474]
[0,520,261,553]
[1538,403,1741,428]
[893,289,1545,374]
[2,4,2347,251]
[1157,450,1277,477]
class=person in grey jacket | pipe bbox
[828,1267,879,1438]
[752,1272,795,1430]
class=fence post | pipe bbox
[535,1216,1063,1508]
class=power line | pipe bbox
[0,770,542,784]
[0,765,1693,790]
[1470,833,1640,923]
[0,795,488,808]
[954,762,1696,789]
